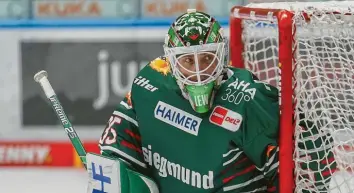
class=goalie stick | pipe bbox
[34,70,87,169]
[34,70,160,193]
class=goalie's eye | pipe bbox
[179,56,194,65]
[185,57,194,64]
[199,53,215,64]
[203,55,212,61]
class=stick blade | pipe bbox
[34,70,48,82]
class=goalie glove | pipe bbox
[86,153,159,193]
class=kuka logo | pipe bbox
[209,106,242,132]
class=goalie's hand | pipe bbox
[86,153,159,193]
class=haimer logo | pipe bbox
[154,101,202,136]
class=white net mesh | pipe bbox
[234,1,354,192]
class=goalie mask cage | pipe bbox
[230,1,354,193]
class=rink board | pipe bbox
[0,26,227,141]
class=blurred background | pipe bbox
[0,0,343,192]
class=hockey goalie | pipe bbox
[86,9,335,193]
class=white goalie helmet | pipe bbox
[163,9,228,113]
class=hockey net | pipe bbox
[230,2,354,193]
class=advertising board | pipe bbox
[32,0,138,18]
[141,0,242,18]
[0,26,228,166]
[0,141,99,167]
[0,28,171,140]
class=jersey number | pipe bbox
[99,116,121,145]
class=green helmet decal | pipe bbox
[166,10,224,47]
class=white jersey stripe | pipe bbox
[265,161,279,175]
[223,148,240,157]
[120,101,132,109]
[240,186,267,193]
[223,151,243,166]
[113,111,138,127]
[256,147,278,172]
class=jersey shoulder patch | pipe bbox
[131,56,176,95]
[149,56,171,76]
[227,67,277,91]
[220,67,278,103]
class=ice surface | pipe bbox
[2,167,354,193]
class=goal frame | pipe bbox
[229,7,295,193]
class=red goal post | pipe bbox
[229,2,354,193]
[230,7,294,192]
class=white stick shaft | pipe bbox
[37,76,56,98]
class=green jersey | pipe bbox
[99,57,280,193]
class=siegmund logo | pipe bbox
[142,145,214,189]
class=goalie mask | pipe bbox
[164,9,228,113]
